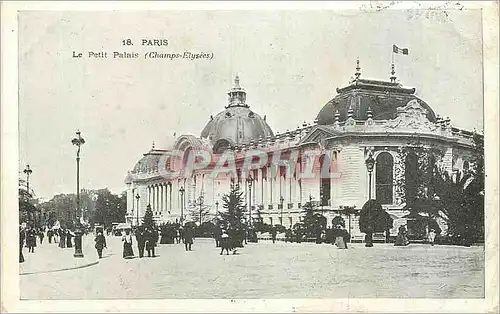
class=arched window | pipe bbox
[376,152,394,204]
[405,152,418,203]
[319,154,331,206]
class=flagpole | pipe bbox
[391,47,396,83]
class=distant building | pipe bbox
[125,60,479,237]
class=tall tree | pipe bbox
[219,182,246,229]
[188,204,211,225]
[302,201,326,237]
[94,189,127,229]
[359,199,393,247]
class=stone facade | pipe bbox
[124,64,478,237]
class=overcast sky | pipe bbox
[19,9,484,200]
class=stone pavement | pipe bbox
[20,236,484,299]
[20,234,99,275]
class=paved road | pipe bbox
[20,236,484,299]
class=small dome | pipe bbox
[316,78,436,125]
[132,152,162,174]
[201,75,273,145]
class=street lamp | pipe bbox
[23,164,33,196]
[71,130,85,258]
[135,193,140,226]
[246,175,253,226]
[215,201,219,216]
[365,152,375,200]
[23,164,33,225]
[179,186,185,224]
[279,195,284,226]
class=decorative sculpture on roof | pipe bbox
[384,99,439,132]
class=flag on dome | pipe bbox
[393,45,409,55]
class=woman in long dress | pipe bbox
[66,230,73,248]
[58,228,66,248]
[122,229,134,258]
[333,225,348,249]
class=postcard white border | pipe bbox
[1,1,498,313]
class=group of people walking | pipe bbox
[116,224,197,259]
[19,225,78,263]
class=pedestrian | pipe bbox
[394,225,410,246]
[19,226,25,263]
[179,226,185,244]
[26,227,37,253]
[333,225,348,249]
[53,229,59,243]
[428,229,437,246]
[271,227,277,244]
[94,231,106,258]
[58,228,66,248]
[215,227,222,247]
[136,226,146,258]
[145,227,156,257]
[47,229,53,244]
[66,229,73,248]
[285,228,292,243]
[184,225,194,251]
[122,229,134,259]
[220,230,231,255]
[38,228,45,245]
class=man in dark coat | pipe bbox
[136,227,146,258]
[19,226,25,263]
[38,228,45,245]
[145,227,156,257]
[94,231,106,258]
[184,226,194,251]
[47,229,53,243]
[215,227,222,247]
[271,227,277,244]
[26,228,37,253]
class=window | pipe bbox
[319,154,331,206]
[405,152,418,203]
[376,152,394,204]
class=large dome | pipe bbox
[200,76,273,147]
[316,78,437,125]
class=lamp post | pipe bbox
[71,130,85,258]
[23,164,33,196]
[179,186,185,224]
[246,175,253,227]
[23,164,33,225]
[365,152,375,200]
[135,193,140,226]
[279,196,284,226]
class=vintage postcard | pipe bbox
[1,1,498,313]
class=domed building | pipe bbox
[200,75,274,153]
[125,62,480,240]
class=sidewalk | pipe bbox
[20,235,99,275]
